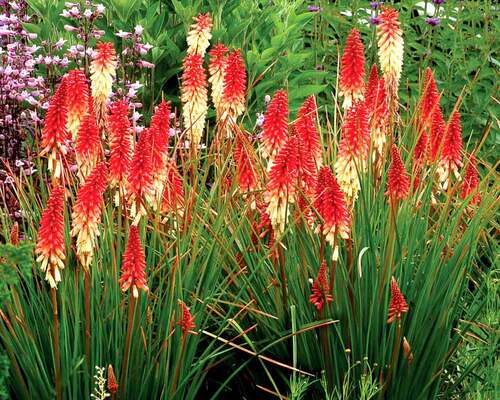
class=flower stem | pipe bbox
[172,335,187,395]
[84,268,91,368]
[51,287,62,400]
[119,293,136,399]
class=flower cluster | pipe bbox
[309,261,333,311]
[339,29,365,110]
[119,225,149,298]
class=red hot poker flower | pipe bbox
[386,145,410,202]
[387,276,409,324]
[177,300,197,337]
[41,79,69,179]
[309,261,333,311]
[186,13,213,57]
[235,136,259,206]
[208,43,229,116]
[65,69,89,139]
[75,104,101,181]
[460,155,481,205]
[261,89,289,161]
[35,185,65,288]
[119,225,149,298]
[339,28,366,110]
[107,365,118,395]
[71,163,108,269]
[437,111,463,188]
[161,161,185,217]
[295,96,322,168]
[221,49,247,133]
[428,104,446,162]
[314,167,350,249]
[365,64,380,115]
[371,77,389,162]
[419,68,440,130]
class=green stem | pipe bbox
[51,287,62,400]
[119,293,136,399]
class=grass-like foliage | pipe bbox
[0,3,498,400]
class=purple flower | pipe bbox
[369,16,381,25]
[137,60,154,69]
[134,25,144,35]
[432,0,445,4]
[83,9,92,18]
[116,30,132,39]
[54,38,66,49]
[426,17,441,26]
[307,5,321,12]
[370,1,383,8]
[95,4,105,14]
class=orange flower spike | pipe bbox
[65,69,89,139]
[460,155,481,205]
[296,96,322,168]
[90,42,117,134]
[334,100,370,201]
[419,68,440,130]
[220,49,246,136]
[10,222,19,245]
[186,13,213,57]
[75,102,101,182]
[377,7,404,107]
[180,54,208,146]
[107,365,118,395]
[119,225,149,298]
[261,89,289,161]
[309,261,333,311]
[109,101,133,202]
[428,105,446,162]
[161,161,185,217]
[339,28,366,110]
[235,136,259,208]
[208,43,229,116]
[264,135,299,233]
[370,77,389,163]
[41,79,69,180]
[128,129,154,223]
[149,101,171,205]
[386,145,410,202]
[365,64,380,115]
[177,300,197,337]
[35,186,66,288]
[314,166,350,250]
[71,163,107,269]
[387,276,409,324]
[437,111,463,189]
[414,130,428,167]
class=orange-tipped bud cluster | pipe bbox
[119,225,149,298]
[235,136,259,208]
[377,7,404,108]
[334,100,370,201]
[107,365,118,395]
[41,80,69,180]
[309,261,333,311]
[71,163,107,269]
[261,90,289,161]
[339,29,365,110]
[161,161,185,218]
[65,69,89,139]
[365,64,380,115]
[75,101,101,181]
[296,96,322,169]
[314,167,350,249]
[370,77,389,162]
[460,155,481,205]
[109,101,133,202]
[35,186,65,288]
[208,44,229,116]
[386,145,410,202]
[220,49,246,136]
[128,129,154,223]
[265,136,299,233]
[177,300,197,337]
[181,54,208,145]
[90,42,117,134]
[186,13,213,57]
[419,68,440,130]
[387,276,409,324]
[437,111,463,188]
[428,104,446,162]
[10,222,19,245]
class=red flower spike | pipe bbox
[150,100,171,138]
[177,300,197,337]
[419,68,440,130]
[180,53,208,145]
[119,225,149,298]
[261,89,289,160]
[221,49,247,118]
[10,222,19,245]
[386,145,410,202]
[107,365,118,395]
[161,161,185,217]
[41,79,69,179]
[65,69,89,138]
[109,101,133,200]
[414,131,428,166]
[339,28,366,109]
[186,13,213,57]
[35,185,65,288]
[365,64,380,115]
[71,163,108,269]
[428,105,446,162]
[437,111,463,187]
[264,135,299,233]
[75,107,101,181]
[371,77,389,161]
[208,43,229,115]
[387,276,409,324]
[314,167,350,247]
[295,96,322,168]
[235,136,259,204]
[309,261,333,311]
[460,155,481,205]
